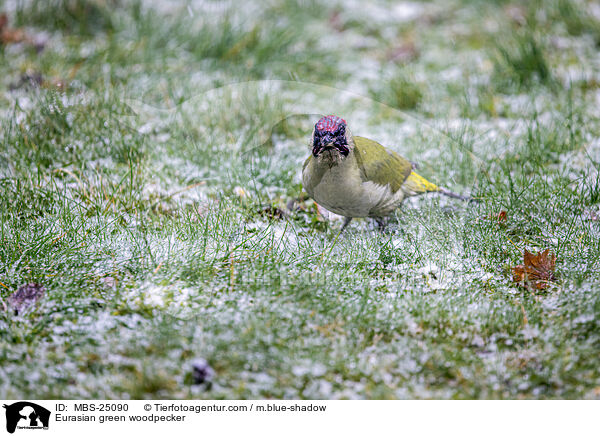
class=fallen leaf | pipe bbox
[0,13,29,45]
[485,210,507,222]
[512,249,556,290]
[6,283,46,315]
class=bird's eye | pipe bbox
[313,131,321,147]
[338,124,345,135]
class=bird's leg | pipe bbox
[339,216,353,234]
[375,217,388,232]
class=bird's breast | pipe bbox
[303,158,404,218]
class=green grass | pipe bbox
[1,0,599,399]
[491,31,554,92]
[369,70,424,111]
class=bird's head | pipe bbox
[311,115,353,164]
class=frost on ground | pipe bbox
[1,0,600,399]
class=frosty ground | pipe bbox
[1,0,599,398]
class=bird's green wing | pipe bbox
[302,156,311,172]
[353,136,413,193]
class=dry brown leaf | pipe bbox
[6,283,46,315]
[512,249,556,290]
[0,13,29,45]
[483,210,507,224]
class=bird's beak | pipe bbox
[315,142,337,157]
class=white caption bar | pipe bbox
[0,400,597,436]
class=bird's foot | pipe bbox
[375,217,389,232]
[339,216,353,234]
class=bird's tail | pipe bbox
[438,187,472,202]
[403,171,472,202]
[402,171,440,195]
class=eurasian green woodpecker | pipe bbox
[302,115,469,231]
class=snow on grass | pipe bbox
[1,0,599,400]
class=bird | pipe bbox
[302,115,470,232]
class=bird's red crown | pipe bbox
[315,115,346,133]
